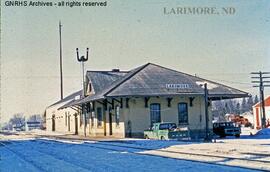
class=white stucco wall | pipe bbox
[45,103,78,134]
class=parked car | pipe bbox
[144,122,189,140]
[213,122,241,138]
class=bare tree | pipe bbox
[254,95,259,104]
[241,98,248,113]
[247,96,254,111]
[28,114,42,122]
[9,113,25,127]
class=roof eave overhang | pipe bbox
[57,92,250,109]
[106,93,202,98]
[106,93,250,99]
[58,99,83,110]
[209,93,250,100]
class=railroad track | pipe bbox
[1,138,270,172]
[40,137,270,164]
[87,141,270,163]
[0,141,92,172]
[39,138,270,172]
[0,141,45,171]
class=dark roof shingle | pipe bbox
[106,63,249,99]
[48,90,82,108]
[60,63,250,107]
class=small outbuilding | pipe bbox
[45,63,249,138]
[253,96,270,129]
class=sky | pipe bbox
[1,0,270,123]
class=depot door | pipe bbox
[75,114,78,135]
[68,115,70,131]
[52,115,55,131]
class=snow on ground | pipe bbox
[0,128,269,171]
[255,128,270,137]
[93,139,192,149]
[241,127,258,136]
[0,129,66,141]
[0,139,260,172]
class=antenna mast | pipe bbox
[59,21,63,100]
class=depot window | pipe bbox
[150,103,161,126]
[178,103,188,124]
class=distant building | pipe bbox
[25,114,43,131]
[45,91,82,134]
[45,63,249,138]
[26,122,42,131]
[253,96,270,129]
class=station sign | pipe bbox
[165,84,190,89]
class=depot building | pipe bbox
[45,63,249,138]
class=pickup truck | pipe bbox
[213,122,241,138]
[143,122,189,140]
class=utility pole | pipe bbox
[76,48,89,137]
[204,83,211,141]
[59,21,64,100]
[251,71,270,128]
